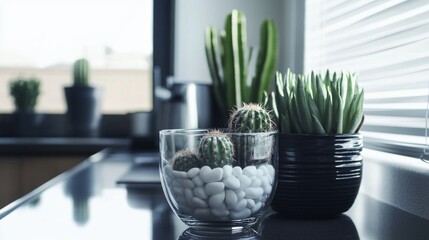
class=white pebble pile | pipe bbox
[163,162,275,221]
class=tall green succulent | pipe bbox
[9,78,40,112]
[73,58,90,86]
[266,69,364,134]
[199,130,234,168]
[205,10,278,115]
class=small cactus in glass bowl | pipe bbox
[229,103,275,165]
[159,128,277,231]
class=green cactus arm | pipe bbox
[236,10,249,104]
[73,58,89,86]
[250,20,278,103]
[205,27,226,112]
[223,12,238,110]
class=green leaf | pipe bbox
[312,115,326,134]
[296,75,313,133]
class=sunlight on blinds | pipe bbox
[305,0,429,158]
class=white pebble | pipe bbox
[230,208,251,220]
[243,166,257,177]
[234,199,247,211]
[237,191,245,200]
[173,170,188,178]
[267,165,275,178]
[225,190,238,209]
[238,175,251,190]
[201,167,223,183]
[251,202,262,213]
[223,176,240,190]
[176,195,187,206]
[244,187,264,199]
[264,185,272,195]
[211,207,229,218]
[205,182,225,195]
[232,167,243,177]
[257,169,264,177]
[180,205,194,215]
[173,179,184,187]
[261,176,269,188]
[192,176,204,186]
[194,186,208,199]
[187,168,200,178]
[261,195,268,203]
[184,188,194,204]
[250,176,262,187]
[192,197,208,208]
[193,208,212,220]
[164,165,173,178]
[259,165,268,175]
[182,179,195,189]
[209,191,225,208]
[199,166,211,178]
[246,199,255,208]
[173,187,184,195]
[222,165,233,179]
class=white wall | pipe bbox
[174,0,292,83]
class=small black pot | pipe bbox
[12,111,44,137]
[271,133,363,218]
[64,86,102,137]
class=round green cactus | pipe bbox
[172,150,202,172]
[228,103,274,133]
[199,130,234,168]
[228,103,274,166]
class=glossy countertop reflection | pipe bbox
[0,150,429,240]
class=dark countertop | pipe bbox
[0,150,428,240]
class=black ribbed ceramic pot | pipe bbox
[271,133,363,218]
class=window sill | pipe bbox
[362,148,429,220]
[0,137,130,155]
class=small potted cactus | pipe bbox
[9,77,43,137]
[159,103,277,231]
[205,9,278,124]
[64,58,102,137]
[265,69,364,218]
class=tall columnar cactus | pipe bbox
[266,69,365,134]
[199,130,234,168]
[172,150,202,172]
[228,103,274,165]
[73,58,90,86]
[205,10,278,115]
[229,103,274,133]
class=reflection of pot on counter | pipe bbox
[155,76,213,130]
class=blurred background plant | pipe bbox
[9,77,41,112]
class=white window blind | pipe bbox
[305,0,429,158]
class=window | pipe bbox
[0,0,153,113]
[305,0,429,158]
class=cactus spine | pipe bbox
[205,10,278,115]
[73,58,89,86]
[199,130,234,168]
[172,150,202,172]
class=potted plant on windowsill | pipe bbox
[64,58,102,137]
[205,9,278,124]
[265,69,365,218]
[9,77,43,137]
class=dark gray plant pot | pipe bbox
[271,133,363,218]
[13,111,44,137]
[64,86,102,137]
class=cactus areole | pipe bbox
[199,130,234,168]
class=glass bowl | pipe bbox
[159,129,278,231]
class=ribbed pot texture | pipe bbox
[271,133,363,218]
